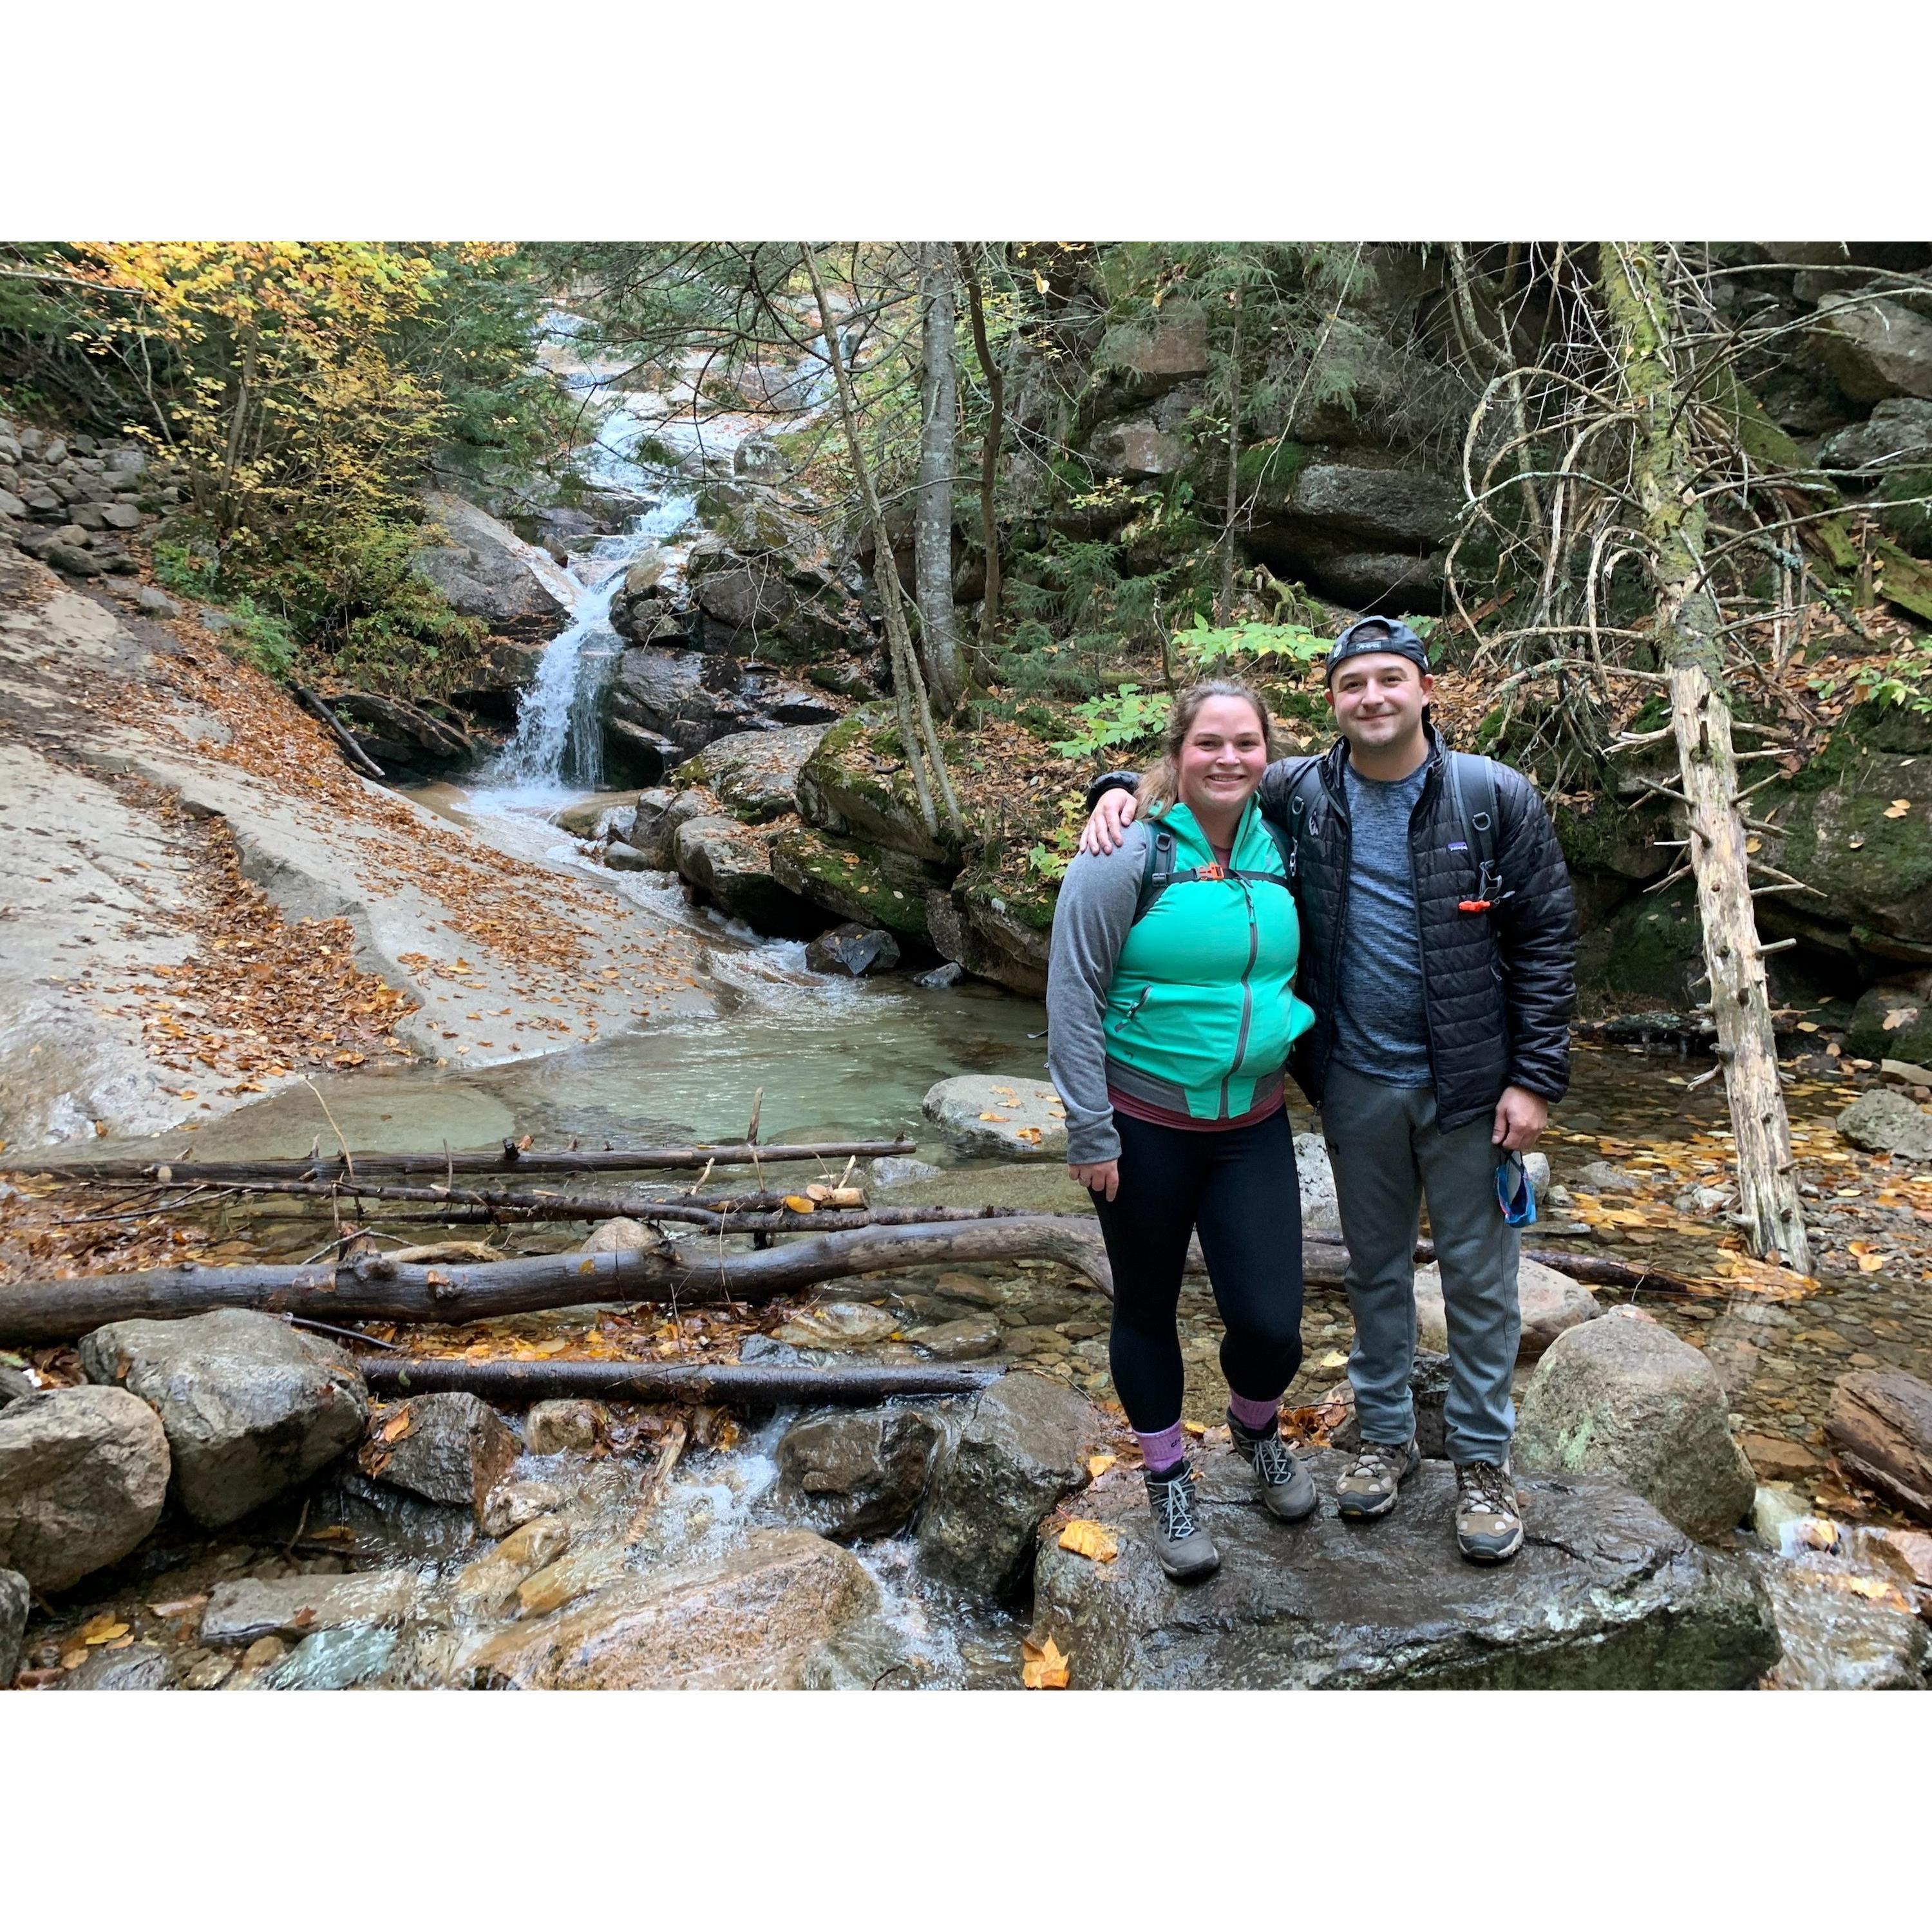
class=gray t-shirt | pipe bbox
[1331,760,1432,1087]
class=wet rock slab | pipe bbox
[461,1528,877,1689]
[1033,1452,1778,1689]
[201,1569,421,1647]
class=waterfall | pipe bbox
[481,489,697,799]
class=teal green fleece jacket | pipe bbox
[1046,796,1316,1164]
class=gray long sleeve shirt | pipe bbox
[1045,822,1153,1166]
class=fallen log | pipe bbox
[361,1358,1001,1406]
[136,1175,1035,1236]
[7,1137,917,1184]
[0,1215,1113,1345]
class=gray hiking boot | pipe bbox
[1144,1462,1220,1581]
[1229,1414,1318,1522]
[1454,1459,1524,1564]
[1334,1434,1421,1520]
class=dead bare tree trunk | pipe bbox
[802,244,963,842]
[954,243,1006,676]
[0,1215,1112,1345]
[915,242,963,714]
[1598,242,1812,1275]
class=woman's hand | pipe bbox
[1068,1159,1121,1202]
[1077,789,1139,857]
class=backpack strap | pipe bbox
[1271,754,1323,884]
[1447,751,1504,911]
[1132,824,1179,925]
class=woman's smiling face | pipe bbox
[1177,694,1269,818]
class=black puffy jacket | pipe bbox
[1089,726,1576,1132]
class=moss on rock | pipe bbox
[768,828,949,937]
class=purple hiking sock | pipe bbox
[1227,1392,1282,1434]
[1137,1422,1188,1475]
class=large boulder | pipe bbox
[1826,1368,1932,1521]
[1097,306,1210,388]
[1515,1310,1756,1541]
[1836,1086,1932,1162]
[326,691,480,770]
[362,1393,518,1516]
[676,723,829,824]
[1287,463,1461,549]
[771,1407,942,1540]
[78,1310,368,1530]
[1817,397,1932,477]
[603,645,754,757]
[463,1528,878,1689]
[1032,1450,1779,1689]
[673,815,825,937]
[1743,703,1932,967]
[0,1387,170,1592]
[922,1074,1068,1160]
[1,1567,27,1687]
[918,1372,1107,1598]
[797,711,959,864]
[413,491,573,634]
[926,876,1054,996]
[1808,293,1932,404]
[770,827,946,938]
[448,639,545,726]
[1413,1256,1599,1361]
[1845,976,1932,1066]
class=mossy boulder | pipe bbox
[925,870,1056,997]
[796,709,961,864]
[1579,878,1707,1013]
[676,724,829,824]
[1846,974,1932,1065]
[768,827,951,937]
[1746,705,1932,969]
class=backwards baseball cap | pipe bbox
[1325,616,1431,684]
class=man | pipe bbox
[1078,617,1576,1562]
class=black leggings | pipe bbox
[1089,1108,1305,1432]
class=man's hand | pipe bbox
[1492,1084,1548,1153]
[1068,1159,1120,1202]
[1077,788,1140,857]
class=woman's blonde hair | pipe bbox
[1139,679,1278,815]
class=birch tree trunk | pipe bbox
[954,244,1005,672]
[1599,242,1812,1274]
[1216,287,1242,625]
[915,243,963,714]
[801,245,962,840]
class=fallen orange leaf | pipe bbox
[1086,1454,1117,1480]
[1021,1634,1072,1689]
[1058,1519,1119,1563]
[781,1195,816,1213]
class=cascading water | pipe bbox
[482,489,697,799]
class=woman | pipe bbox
[1047,680,1316,1580]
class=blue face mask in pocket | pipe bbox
[1495,1151,1537,1227]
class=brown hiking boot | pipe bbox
[1454,1459,1524,1564]
[1334,1435,1421,1520]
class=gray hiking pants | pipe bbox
[1321,1060,1520,1464]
